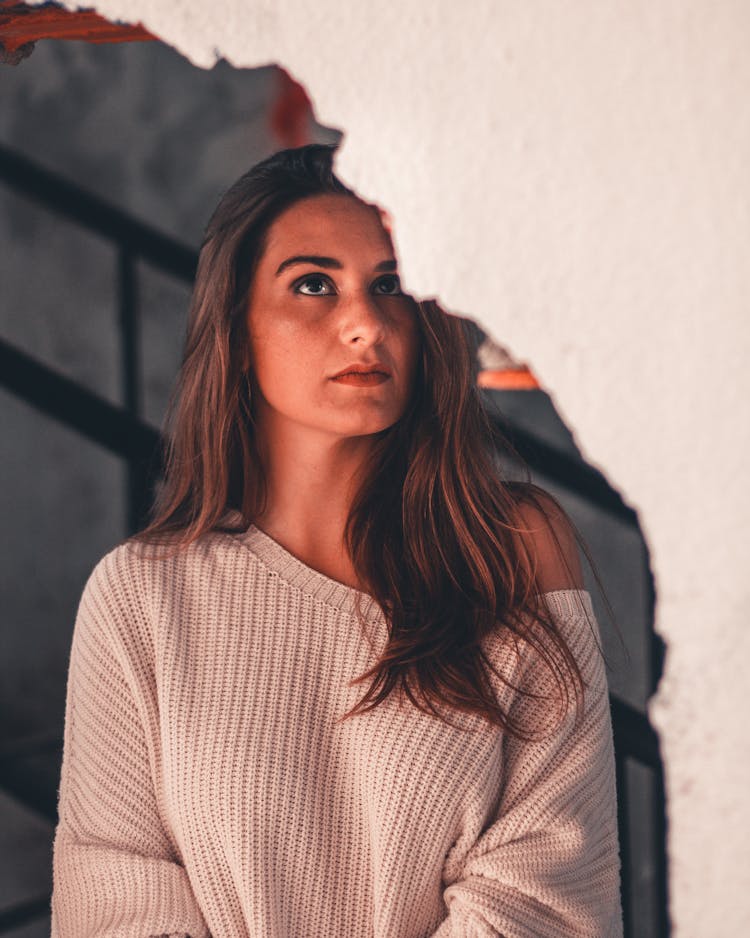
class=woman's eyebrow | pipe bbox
[274,255,397,276]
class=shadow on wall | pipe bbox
[0,24,665,938]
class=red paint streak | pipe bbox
[270,67,313,148]
[0,1,157,53]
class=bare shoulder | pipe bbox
[512,490,585,594]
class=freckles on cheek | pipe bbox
[253,308,298,352]
[260,330,308,384]
[267,306,310,347]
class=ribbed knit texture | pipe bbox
[50,517,623,938]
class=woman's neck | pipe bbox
[252,420,375,592]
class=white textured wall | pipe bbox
[41,1,750,933]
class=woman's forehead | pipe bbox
[261,196,393,262]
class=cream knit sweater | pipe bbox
[50,517,623,937]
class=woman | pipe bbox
[51,143,623,937]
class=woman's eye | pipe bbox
[295,275,333,296]
[293,273,403,296]
[374,275,403,295]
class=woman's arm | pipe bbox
[50,552,211,938]
[428,589,623,937]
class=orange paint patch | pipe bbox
[477,366,540,390]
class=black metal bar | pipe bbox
[0,142,197,282]
[615,751,632,937]
[644,554,670,936]
[117,247,150,533]
[653,753,671,936]
[119,248,139,416]
[126,443,163,536]
[610,695,660,769]
[0,336,160,461]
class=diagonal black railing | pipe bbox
[0,144,197,280]
[0,141,668,936]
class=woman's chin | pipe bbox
[330,415,400,439]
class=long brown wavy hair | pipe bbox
[127,143,621,743]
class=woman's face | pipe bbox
[244,193,421,445]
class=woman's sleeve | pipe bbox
[430,593,623,938]
[50,553,211,938]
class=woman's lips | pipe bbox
[330,372,390,386]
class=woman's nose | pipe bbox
[338,292,387,345]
